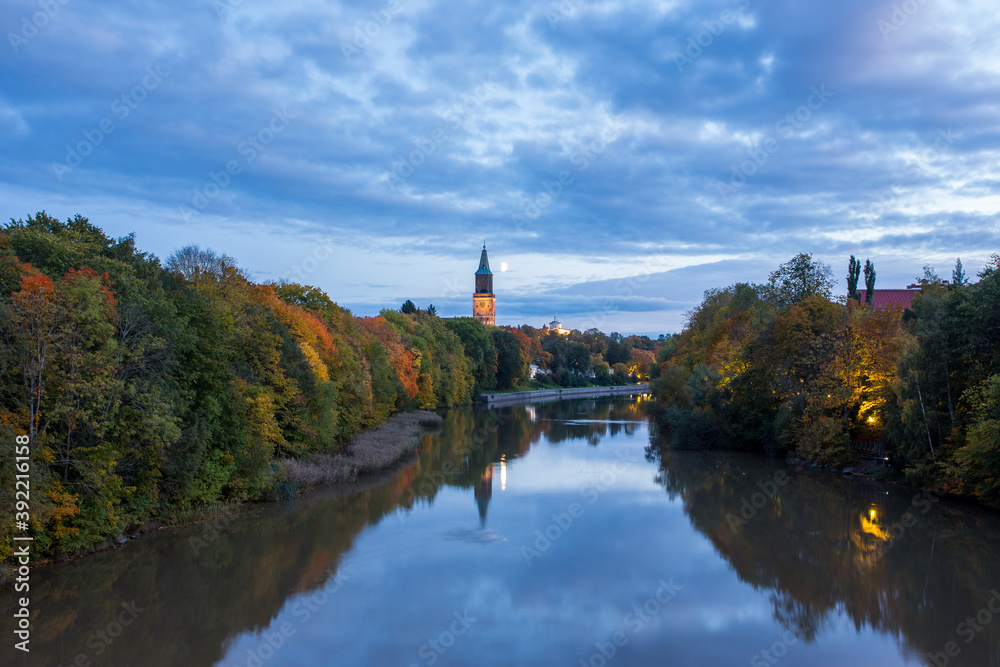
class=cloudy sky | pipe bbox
[2,0,998,334]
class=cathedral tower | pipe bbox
[473,244,495,326]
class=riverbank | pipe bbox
[481,384,650,406]
[279,410,442,486]
[0,410,443,586]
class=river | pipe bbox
[4,396,1000,666]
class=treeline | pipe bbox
[399,312,663,388]
[519,326,659,386]
[651,252,1000,506]
[0,213,537,559]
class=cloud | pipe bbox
[1,0,997,332]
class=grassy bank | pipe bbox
[279,410,442,487]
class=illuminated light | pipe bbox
[500,456,507,491]
[869,508,877,521]
[868,416,875,423]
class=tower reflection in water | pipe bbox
[474,457,507,526]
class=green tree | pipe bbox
[952,258,967,287]
[766,253,834,306]
[847,255,861,301]
[863,259,876,305]
[444,317,497,392]
[952,374,1000,505]
[491,327,528,389]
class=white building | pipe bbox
[541,315,569,336]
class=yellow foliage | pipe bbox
[299,341,330,383]
[45,482,81,540]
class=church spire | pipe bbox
[477,244,492,275]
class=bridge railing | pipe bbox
[850,438,888,459]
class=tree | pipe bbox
[8,266,58,454]
[952,258,967,288]
[491,328,528,389]
[166,245,239,281]
[400,299,417,314]
[427,304,437,316]
[444,317,497,392]
[863,259,876,305]
[606,335,633,366]
[767,253,834,306]
[847,255,861,301]
[952,375,1000,505]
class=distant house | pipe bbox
[541,315,570,336]
[855,284,927,311]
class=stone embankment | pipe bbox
[481,384,650,406]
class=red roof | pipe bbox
[855,289,920,310]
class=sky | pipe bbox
[1,0,998,335]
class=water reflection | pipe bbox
[649,447,1000,666]
[9,396,999,666]
[0,398,645,667]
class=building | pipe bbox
[541,316,569,335]
[854,284,923,310]
[472,244,495,326]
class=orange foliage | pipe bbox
[249,284,340,380]
[359,316,420,399]
[62,267,118,311]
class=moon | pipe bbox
[500,261,508,272]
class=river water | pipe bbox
[5,396,1000,666]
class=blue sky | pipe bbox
[2,0,998,334]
